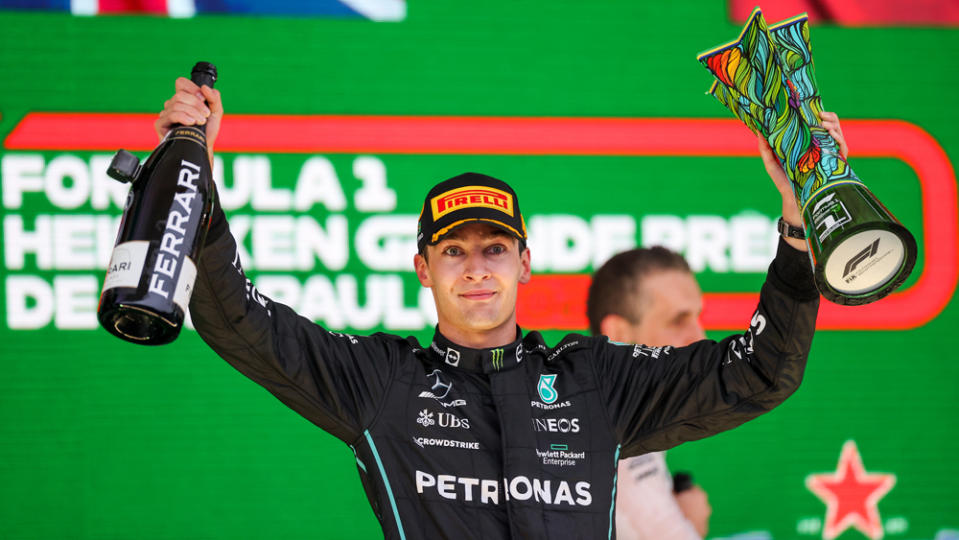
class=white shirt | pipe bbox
[615,452,702,540]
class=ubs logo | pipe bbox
[414,409,469,430]
[417,410,435,427]
[438,412,470,430]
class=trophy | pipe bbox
[697,8,917,305]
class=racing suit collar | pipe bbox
[429,326,526,374]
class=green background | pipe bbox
[1,1,956,538]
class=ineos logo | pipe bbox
[532,417,580,433]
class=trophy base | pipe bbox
[804,182,917,306]
[815,228,914,305]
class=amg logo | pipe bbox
[431,186,514,219]
[419,369,467,407]
[417,392,467,408]
[843,238,880,278]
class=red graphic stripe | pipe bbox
[4,113,956,330]
[98,0,170,14]
[4,113,754,155]
[729,0,959,27]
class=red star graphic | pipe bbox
[806,440,896,540]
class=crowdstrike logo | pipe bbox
[412,437,480,450]
[415,470,592,506]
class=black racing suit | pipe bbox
[190,216,819,540]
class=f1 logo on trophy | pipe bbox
[697,8,917,306]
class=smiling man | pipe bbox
[412,176,531,349]
[159,78,820,539]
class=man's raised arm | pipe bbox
[157,80,399,444]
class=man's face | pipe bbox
[624,269,706,348]
[414,222,531,346]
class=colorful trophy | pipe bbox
[697,8,916,305]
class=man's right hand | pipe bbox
[675,484,712,538]
[154,77,223,167]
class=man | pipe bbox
[158,78,822,539]
[587,246,712,539]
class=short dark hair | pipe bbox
[586,246,691,336]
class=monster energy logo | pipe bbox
[491,348,504,370]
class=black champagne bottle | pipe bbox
[97,62,217,345]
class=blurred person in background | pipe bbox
[588,246,712,538]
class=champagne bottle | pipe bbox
[97,62,217,345]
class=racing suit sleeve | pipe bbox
[615,453,701,540]
[188,204,398,444]
[596,238,819,458]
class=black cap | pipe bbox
[417,172,527,253]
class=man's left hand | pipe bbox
[758,111,848,252]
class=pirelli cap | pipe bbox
[417,172,527,253]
